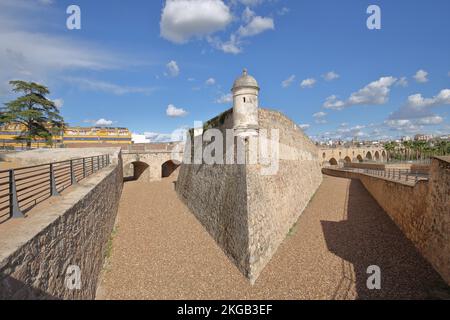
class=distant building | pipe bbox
[0,122,132,149]
[414,134,433,141]
[131,134,150,144]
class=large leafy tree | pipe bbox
[1,80,65,148]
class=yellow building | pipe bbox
[63,126,132,145]
[0,123,132,149]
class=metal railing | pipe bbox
[0,154,110,223]
[336,166,429,183]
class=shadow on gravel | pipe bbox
[321,179,448,300]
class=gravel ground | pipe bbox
[97,174,447,300]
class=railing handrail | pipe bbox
[0,154,111,224]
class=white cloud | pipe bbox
[313,111,327,124]
[299,124,310,130]
[52,98,63,109]
[215,93,233,104]
[416,115,444,125]
[166,60,180,77]
[166,104,188,117]
[160,0,232,44]
[313,111,326,118]
[95,118,114,126]
[281,75,295,88]
[205,78,216,85]
[62,77,156,95]
[323,76,397,110]
[322,71,339,81]
[406,89,450,109]
[396,77,408,87]
[208,34,242,54]
[238,15,274,37]
[413,69,428,83]
[238,0,264,6]
[278,7,290,16]
[300,78,316,89]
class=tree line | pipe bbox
[0,80,65,149]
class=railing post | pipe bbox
[9,169,24,218]
[97,156,100,170]
[83,158,86,178]
[50,163,60,197]
[107,154,110,165]
[70,159,77,185]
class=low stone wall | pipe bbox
[0,152,123,299]
[176,108,322,283]
[344,162,385,170]
[423,157,450,284]
[323,157,450,285]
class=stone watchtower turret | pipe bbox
[232,69,259,137]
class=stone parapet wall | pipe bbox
[0,153,123,299]
[323,157,450,286]
[176,108,322,283]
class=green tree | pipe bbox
[1,80,65,148]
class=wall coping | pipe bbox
[0,164,118,269]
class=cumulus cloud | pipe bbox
[205,78,216,85]
[281,75,295,88]
[322,71,339,81]
[413,69,428,83]
[160,0,232,44]
[166,60,180,77]
[166,104,188,117]
[299,124,310,130]
[206,5,275,54]
[215,93,233,104]
[323,76,397,110]
[95,118,114,126]
[396,77,408,87]
[238,15,274,37]
[300,78,316,89]
[313,111,327,124]
[51,98,63,109]
[389,89,450,121]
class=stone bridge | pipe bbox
[122,150,183,182]
[319,146,386,166]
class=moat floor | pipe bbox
[97,175,446,300]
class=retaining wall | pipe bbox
[0,150,123,299]
[323,156,450,285]
[176,108,322,283]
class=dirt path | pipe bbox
[97,175,446,300]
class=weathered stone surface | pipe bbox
[322,156,450,286]
[176,108,322,283]
[0,151,123,299]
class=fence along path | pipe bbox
[0,154,110,224]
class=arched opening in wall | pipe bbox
[329,158,338,166]
[366,152,373,160]
[344,156,352,163]
[133,161,149,180]
[357,155,363,162]
[162,160,181,178]
[374,151,380,161]
[382,151,386,161]
[322,152,326,159]
[124,161,149,181]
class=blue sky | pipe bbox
[0,0,449,142]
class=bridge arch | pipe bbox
[329,158,338,166]
[356,155,363,162]
[344,156,352,163]
[374,151,380,161]
[124,161,150,181]
[162,160,181,178]
[366,151,373,160]
[382,151,386,161]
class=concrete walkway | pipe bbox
[97,175,447,299]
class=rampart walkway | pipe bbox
[97,175,447,299]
